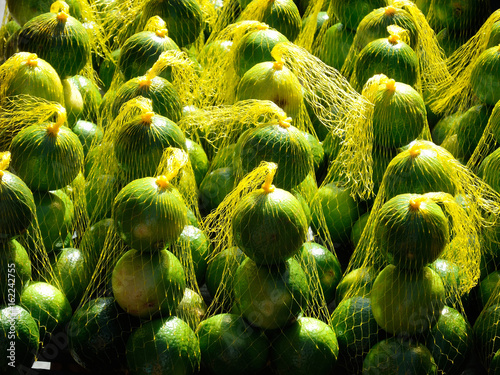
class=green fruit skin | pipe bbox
[198,167,236,216]
[330,0,387,30]
[353,37,419,92]
[85,172,122,222]
[311,182,364,245]
[139,0,204,48]
[0,305,39,373]
[113,177,188,252]
[118,30,180,82]
[375,193,449,270]
[236,61,304,120]
[31,190,74,254]
[270,317,339,375]
[298,242,342,304]
[0,171,36,241]
[235,123,312,191]
[10,123,84,191]
[234,28,289,77]
[2,53,64,104]
[53,247,91,308]
[335,267,377,305]
[62,77,84,128]
[113,114,187,183]
[126,316,200,375]
[426,306,472,375]
[371,82,426,149]
[470,46,500,106]
[233,257,309,330]
[319,23,356,71]
[197,313,270,375]
[479,270,500,308]
[205,246,246,307]
[474,303,500,369]
[383,142,457,200]
[232,188,308,265]
[6,0,83,25]
[67,297,136,373]
[20,281,72,339]
[429,0,491,32]
[354,7,419,52]
[111,76,183,122]
[17,12,90,79]
[370,265,445,335]
[260,0,302,42]
[363,338,438,375]
[172,225,210,286]
[0,240,31,305]
[455,104,493,160]
[330,297,379,373]
[99,48,120,92]
[479,148,500,194]
[112,249,186,318]
[185,138,208,187]
[68,75,103,123]
[72,120,104,157]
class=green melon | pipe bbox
[370,264,445,335]
[354,6,418,51]
[330,297,380,373]
[113,112,186,183]
[487,20,500,49]
[234,122,312,191]
[67,297,136,373]
[0,168,36,241]
[310,182,365,245]
[197,313,270,375]
[382,140,457,199]
[363,338,438,375]
[233,257,309,330]
[318,23,356,71]
[329,0,388,30]
[6,0,83,26]
[112,248,186,318]
[71,120,103,157]
[0,21,21,63]
[112,176,188,252]
[198,166,236,216]
[353,35,419,92]
[470,45,500,106]
[234,26,289,77]
[0,240,31,305]
[111,76,183,122]
[455,104,493,160]
[479,148,500,194]
[139,0,204,48]
[429,0,491,32]
[426,306,472,375]
[118,25,180,82]
[10,122,84,191]
[17,5,90,79]
[185,138,208,187]
[98,48,120,92]
[232,187,308,265]
[370,79,426,149]
[336,267,377,304]
[473,303,500,368]
[1,52,64,103]
[375,193,449,270]
[67,75,103,123]
[259,0,301,42]
[235,61,303,119]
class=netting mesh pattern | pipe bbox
[1,1,500,374]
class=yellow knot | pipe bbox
[409,197,425,211]
[408,144,422,158]
[273,60,284,70]
[139,78,152,88]
[155,175,170,189]
[388,34,400,45]
[385,6,397,16]
[156,29,168,38]
[257,23,269,30]
[278,117,292,128]
[0,152,11,177]
[46,107,67,137]
[385,79,396,92]
[56,11,69,22]
[26,54,39,67]
[142,112,155,124]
